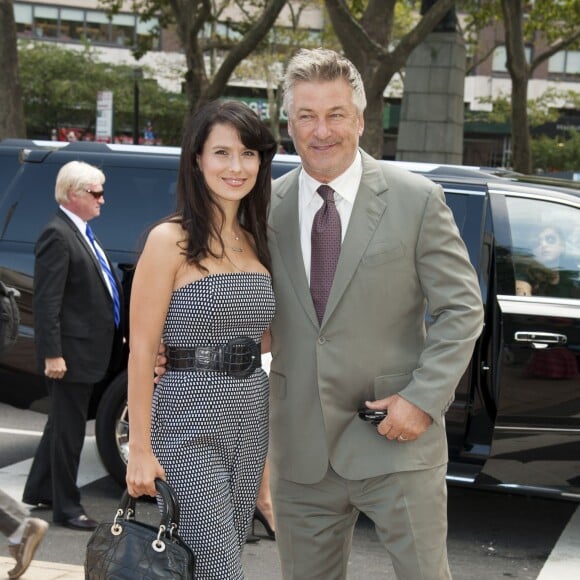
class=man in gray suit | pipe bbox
[267,48,484,579]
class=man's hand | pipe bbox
[153,343,167,384]
[365,395,432,442]
[44,357,67,380]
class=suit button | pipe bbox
[318,336,326,344]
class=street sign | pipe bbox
[96,91,114,143]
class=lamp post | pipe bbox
[132,68,143,145]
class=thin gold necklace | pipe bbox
[224,249,247,272]
[229,230,244,253]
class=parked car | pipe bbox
[0,140,579,502]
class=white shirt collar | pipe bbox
[299,150,362,209]
[59,205,87,234]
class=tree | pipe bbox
[531,130,580,174]
[0,0,25,138]
[234,0,328,146]
[323,0,457,158]
[101,0,287,115]
[463,0,580,173]
[18,42,188,143]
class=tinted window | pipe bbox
[2,158,178,255]
[0,150,23,199]
[443,190,485,269]
[504,196,580,299]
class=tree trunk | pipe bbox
[175,0,286,116]
[0,0,25,139]
[325,0,457,159]
[501,0,532,174]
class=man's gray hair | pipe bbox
[283,48,367,116]
[55,160,105,204]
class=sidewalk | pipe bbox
[0,556,84,579]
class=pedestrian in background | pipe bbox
[0,281,48,578]
[143,121,155,145]
[22,161,124,531]
[1,489,48,579]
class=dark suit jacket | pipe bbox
[33,209,124,384]
[268,151,484,483]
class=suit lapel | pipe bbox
[322,153,389,327]
[56,210,113,294]
[272,153,390,329]
[271,171,319,328]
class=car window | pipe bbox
[99,166,177,252]
[443,190,485,270]
[2,162,177,254]
[504,196,580,300]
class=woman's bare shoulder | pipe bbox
[146,221,186,248]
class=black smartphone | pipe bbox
[358,408,387,425]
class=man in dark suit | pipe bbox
[22,161,124,530]
[267,49,484,579]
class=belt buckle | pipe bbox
[195,347,218,371]
[223,337,257,378]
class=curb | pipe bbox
[0,556,84,579]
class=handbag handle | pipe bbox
[118,479,180,533]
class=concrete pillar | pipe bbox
[396,31,465,164]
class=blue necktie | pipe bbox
[86,224,120,327]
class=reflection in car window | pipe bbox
[505,197,580,299]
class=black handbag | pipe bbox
[85,478,195,579]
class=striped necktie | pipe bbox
[86,224,120,327]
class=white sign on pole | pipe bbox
[96,91,114,143]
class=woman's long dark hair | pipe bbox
[174,100,277,272]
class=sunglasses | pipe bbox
[84,188,104,199]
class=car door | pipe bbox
[483,186,580,499]
[435,183,490,467]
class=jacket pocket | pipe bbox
[373,372,412,399]
[362,242,405,267]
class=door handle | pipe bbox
[514,331,567,348]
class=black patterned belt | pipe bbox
[166,337,261,378]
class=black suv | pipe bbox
[0,140,298,484]
[1,140,579,501]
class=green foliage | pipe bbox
[468,88,564,127]
[18,41,187,143]
[532,129,580,172]
[460,0,580,66]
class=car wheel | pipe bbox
[95,371,129,487]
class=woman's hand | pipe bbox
[153,343,168,384]
[126,449,166,498]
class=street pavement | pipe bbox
[2,390,580,579]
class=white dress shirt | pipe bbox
[298,151,363,282]
[60,205,115,297]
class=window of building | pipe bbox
[86,11,110,43]
[111,13,135,47]
[60,8,84,41]
[549,50,580,75]
[492,45,532,73]
[14,3,159,50]
[14,3,33,36]
[136,18,157,46]
[34,6,58,39]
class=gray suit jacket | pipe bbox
[268,151,484,484]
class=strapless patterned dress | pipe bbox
[151,272,275,579]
